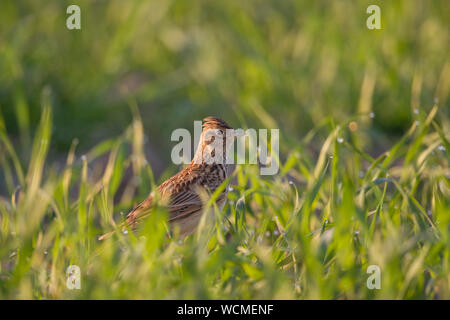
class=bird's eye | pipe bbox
[218,129,224,135]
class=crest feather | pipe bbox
[202,117,233,130]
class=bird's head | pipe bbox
[193,117,243,165]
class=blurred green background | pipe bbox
[0,0,449,300]
[0,0,449,173]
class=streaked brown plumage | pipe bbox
[99,116,238,240]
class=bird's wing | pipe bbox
[166,163,228,221]
[167,185,205,222]
[122,170,205,228]
[98,193,155,240]
[98,164,227,240]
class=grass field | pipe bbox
[0,0,449,299]
[0,99,448,299]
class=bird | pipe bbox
[98,116,241,240]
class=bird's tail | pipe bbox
[98,195,154,241]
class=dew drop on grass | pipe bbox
[273,230,279,236]
[414,108,419,114]
[81,155,87,162]
[369,112,375,119]
[438,145,446,151]
[123,230,128,235]
[228,186,234,192]
[265,231,270,238]
[337,137,344,143]
[329,154,333,159]
[288,180,293,185]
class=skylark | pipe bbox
[99,116,240,240]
